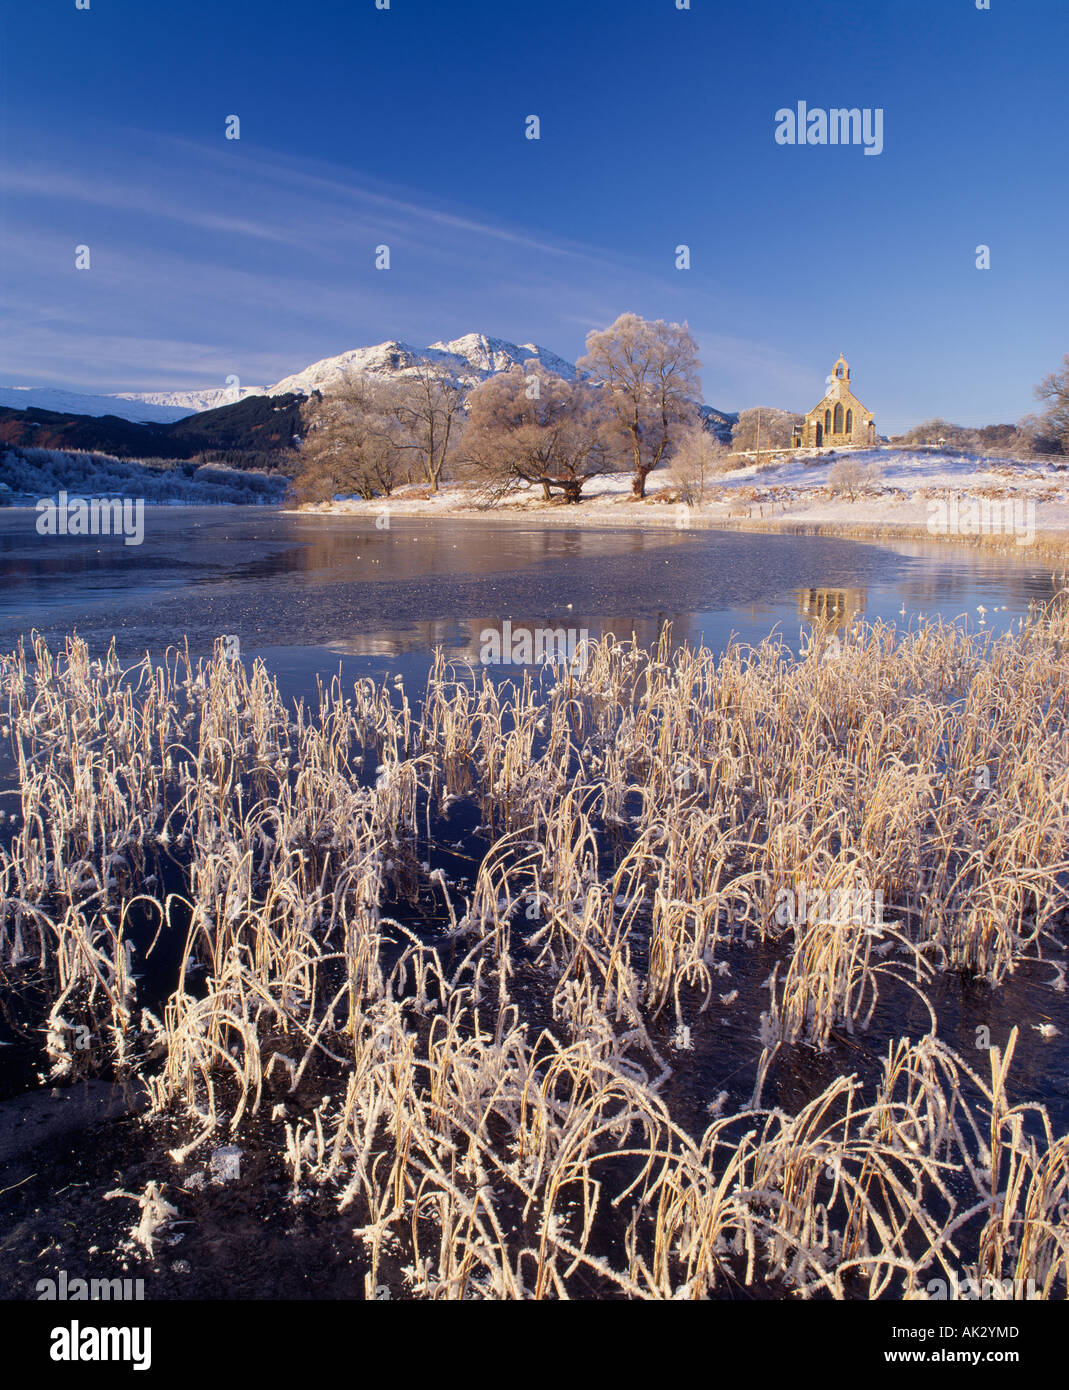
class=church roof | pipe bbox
[805,355,872,417]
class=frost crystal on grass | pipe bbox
[105,1182,179,1257]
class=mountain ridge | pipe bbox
[2,332,735,432]
[265,333,580,396]
[0,333,737,461]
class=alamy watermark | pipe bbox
[49,1321,151,1371]
[37,1269,145,1301]
[923,1274,1038,1301]
[774,883,885,928]
[480,621,592,674]
[36,492,144,547]
[775,103,884,156]
[926,496,1035,546]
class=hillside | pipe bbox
[0,394,305,472]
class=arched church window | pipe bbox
[833,404,844,434]
[825,409,831,434]
[846,409,853,433]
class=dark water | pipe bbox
[0,508,1062,699]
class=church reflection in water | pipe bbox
[796,586,867,632]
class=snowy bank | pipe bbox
[290,447,1069,555]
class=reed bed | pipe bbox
[1,601,1067,1299]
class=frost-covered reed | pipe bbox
[1,602,1067,1298]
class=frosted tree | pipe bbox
[730,407,800,454]
[668,422,727,505]
[295,378,402,503]
[577,313,701,498]
[1033,354,1069,453]
[463,362,612,503]
[827,457,881,501]
[380,362,466,493]
[899,418,977,449]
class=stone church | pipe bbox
[791,355,876,449]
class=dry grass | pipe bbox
[1,601,1067,1298]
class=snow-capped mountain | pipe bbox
[426,333,578,382]
[0,335,580,424]
[264,333,737,436]
[2,333,736,438]
[0,385,198,425]
[0,384,265,423]
[266,333,578,396]
[116,385,265,415]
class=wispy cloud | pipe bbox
[148,133,604,262]
[0,167,306,245]
[0,124,799,401]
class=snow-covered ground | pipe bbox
[699,447,1069,534]
[298,446,1069,543]
[711,445,1060,491]
[0,447,286,505]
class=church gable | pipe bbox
[791,355,876,449]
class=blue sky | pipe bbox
[1,0,1066,431]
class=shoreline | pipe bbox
[285,447,1069,566]
[286,494,1069,567]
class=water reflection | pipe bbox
[271,516,686,587]
[0,509,1062,688]
[797,586,867,630]
[324,612,706,665]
